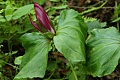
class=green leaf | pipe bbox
[53,5,68,9]
[0,9,4,13]
[5,4,15,21]
[0,45,3,48]
[86,27,120,77]
[83,16,97,23]
[0,37,4,43]
[47,7,56,16]
[10,26,18,33]
[114,4,120,19]
[12,4,33,20]
[86,20,106,33]
[43,32,55,39]
[33,0,45,5]
[78,74,86,80]
[17,24,34,33]
[112,17,120,22]
[50,0,60,2]
[14,78,27,80]
[67,72,76,80]
[15,32,52,79]
[53,9,88,63]
[14,56,23,65]
[0,15,6,22]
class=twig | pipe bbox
[80,1,108,15]
[69,6,115,9]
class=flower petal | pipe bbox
[28,14,43,32]
[34,2,55,34]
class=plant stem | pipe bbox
[80,0,108,15]
[2,60,19,70]
[115,0,119,31]
[47,71,54,80]
[69,61,78,80]
[47,52,58,80]
[8,38,12,54]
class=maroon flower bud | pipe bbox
[29,2,55,34]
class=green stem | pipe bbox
[47,71,54,80]
[8,32,17,54]
[80,0,108,15]
[2,61,19,70]
[9,33,17,40]
[115,0,119,30]
[117,20,119,31]
[7,27,12,54]
[69,61,78,80]
[8,38,12,54]
[47,52,58,80]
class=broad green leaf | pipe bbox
[5,4,15,21]
[86,27,120,77]
[12,4,33,20]
[14,78,27,80]
[15,32,52,79]
[53,9,88,63]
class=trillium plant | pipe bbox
[15,2,120,80]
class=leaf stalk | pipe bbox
[69,61,78,80]
[115,0,119,31]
